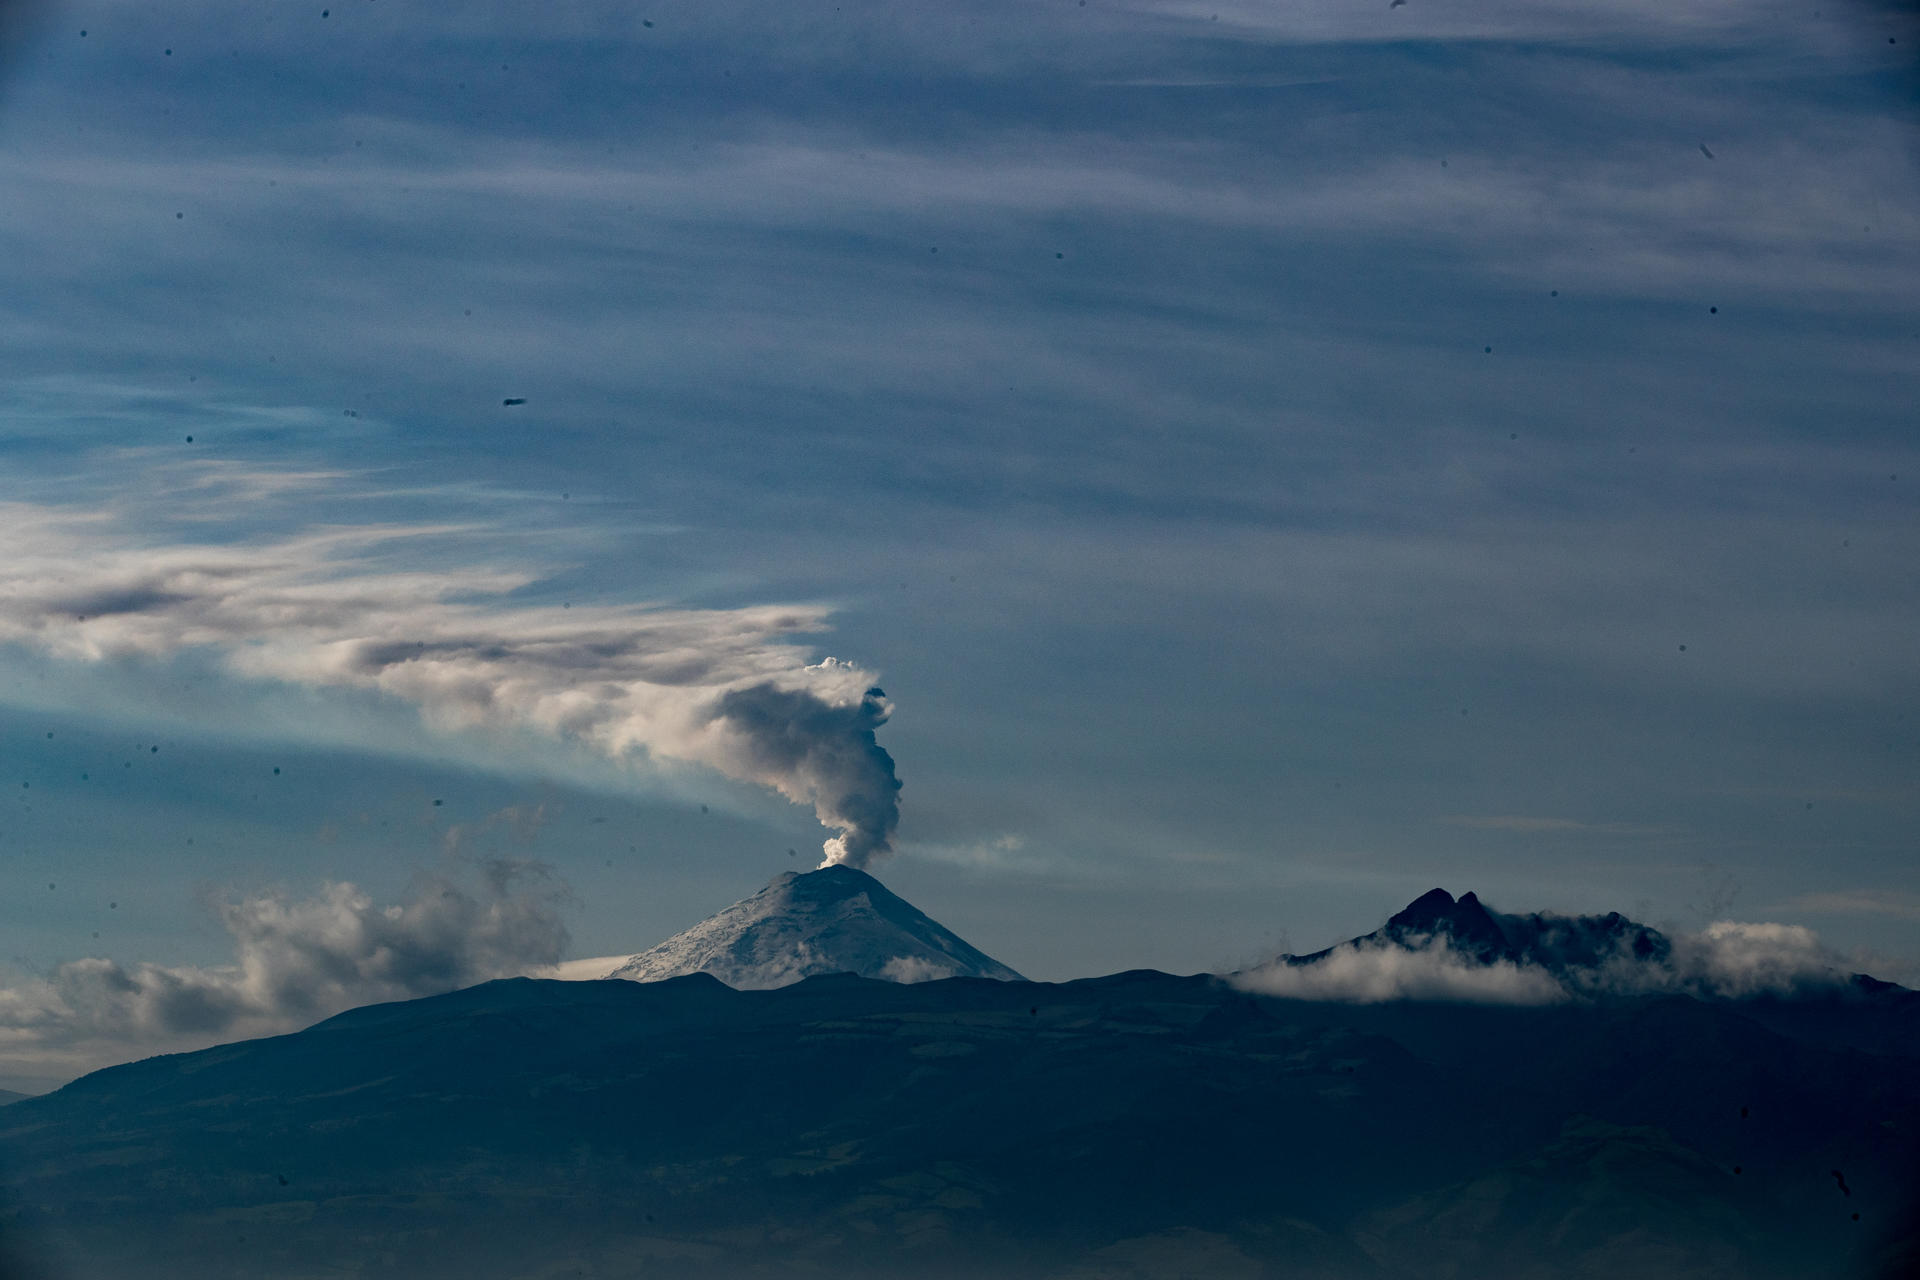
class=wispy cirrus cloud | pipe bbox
[1138,0,1856,47]
[1768,891,1920,924]
[1437,815,1669,835]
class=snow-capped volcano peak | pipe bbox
[605,865,1024,990]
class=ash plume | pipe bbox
[709,681,901,868]
[0,499,906,861]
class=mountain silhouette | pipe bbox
[2,953,1915,1278]
[1289,886,1671,975]
[3,887,1915,1277]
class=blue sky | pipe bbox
[0,0,1914,1085]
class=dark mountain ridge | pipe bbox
[1291,886,1674,972]
[2,958,1914,1280]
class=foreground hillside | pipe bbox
[1,970,1914,1279]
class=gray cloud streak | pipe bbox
[0,498,905,862]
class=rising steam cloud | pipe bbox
[712,681,901,867]
[0,500,903,865]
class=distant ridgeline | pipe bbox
[1239,887,1905,1008]
[1,882,1916,1279]
[1296,886,1674,968]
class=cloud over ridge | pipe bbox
[1231,893,1861,1006]
[1232,934,1570,1005]
[0,861,569,1081]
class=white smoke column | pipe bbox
[0,501,902,861]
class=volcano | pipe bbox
[604,864,1024,989]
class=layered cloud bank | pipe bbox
[0,500,902,866]
[1234,936,1571,1005]
[1233,912,1857,1006]
[0,861,569,1082]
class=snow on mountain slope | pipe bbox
[605,865,1024,990]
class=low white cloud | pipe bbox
[1231,919,1855,1006]
[1670,921,1843,999]
[533,955,630,982]
[0,861,569,1083]
[879,955,957,984]
[1232,936,1570,1005]
[1541,920,1851,1001]
[0,498,902,865]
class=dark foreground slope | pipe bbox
[0,971,1914,1280]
